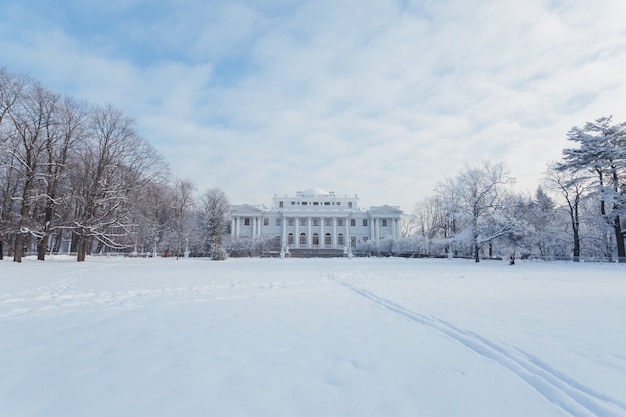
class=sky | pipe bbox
[2,0,626,211]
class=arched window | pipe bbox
[313,233,319,246]
[300,233,306,245]
[288,233,294,245]
[325,233,331,246]
[338,233,344,246]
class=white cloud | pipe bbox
[2,0,626,210]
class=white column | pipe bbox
[332,217,337,248]
[345,217,350,251]
[282,216,287,249]
[307,217,312,248]
[295,216,300,248]
[320,217,325,248]
[235,217,240,237]
[376,218,381,240]
[370,217,375,240]
[231,217,235,238]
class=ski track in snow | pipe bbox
[329,273,626,417]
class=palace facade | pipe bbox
[230,188,403,256]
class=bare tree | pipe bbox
[131,179,175,255]
[523,186,561,258]
[0,68,28,259]
[5,80,57,262]
[35,97,89,260]
[434,177,462,257]
[409,197,447,255]
[448,161,516,262]
[546,164,591,260]
[70,104,167,261]
[170,178,196,258]
[399,212,418,238]
[199,187,230,260]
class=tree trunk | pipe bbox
[13,233,25,263]
[613,215,625,262]
[37,204,54,260]
[52,233,62,253]
[13,203,30,263]
[572,227,580,262]
[37,234,49,261]
[13,169,35,263]
[572,205,580,262]
[77,235,88,262]
[0,238,3,260]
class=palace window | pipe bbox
[337,219,344,226]
[348,202,352,208]
[350,219,356,226]
[288,218,295,226]
[363,219,368,226]
[263,218,269,226]
[324,218,332,227]
[276,218,282,226]
[300,233,306,245]
[279,201,283,208]
[382,219,388,227]
[313,233,319,246]
[300,218,307,226]
[351,236,356,247]
[338,233,344,245]
[244,218,250,226]
[313,218,319,226]
[288,233,294,245]
[325,233,331,245]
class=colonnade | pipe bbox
[231,215,401,250]
[230,216,263,238]
[281,216,351,250]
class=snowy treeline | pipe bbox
[0,68,230,262]
[228,131,626,263]
[400,117,626,262]
[4,67,625,263]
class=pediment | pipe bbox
[369,205,403,216]
[231,204,264,215]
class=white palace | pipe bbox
[230,188,403,256]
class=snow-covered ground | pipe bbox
[1,256,625,417]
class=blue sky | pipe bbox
[2,0,626,210]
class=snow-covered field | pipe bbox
[1,256,625,417]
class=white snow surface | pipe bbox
[1,256,625,417]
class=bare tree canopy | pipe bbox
[200,187,230,260]
[1,68,171,262]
